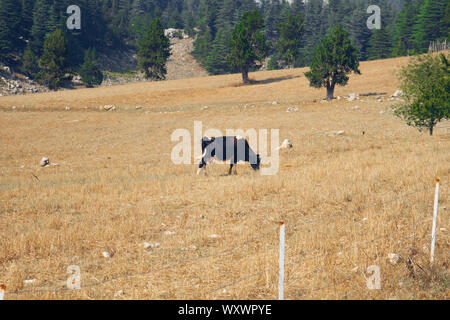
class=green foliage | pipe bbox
[138,18,171,80]
[37,29,69,90]
[79,48,103,87]
[228,9,268,83]
[0,0,22,62]
[304,24,360,100]
[414,0,448,52]
[393,0,418,56]
[368,28,393,60]
[21,45,39,77]
[393,53,450,135]
[276,13,304,68]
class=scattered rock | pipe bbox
[24,279,37,285]
[279,139,293,149]
[210,234,220,239]
[181,245,197,251]
[114,290,124,297]
[142,242,160,249]
[328,130,345,137]
[388,253,400,265]
[102,251,112,258]
[103,105,116,111]
[164,231,176,236]
[286,107,299,112]
[272,101,278,105]
[64,106,71,111]
[347,93,359,102]
[135,106,142,110]
[391,90,403,98]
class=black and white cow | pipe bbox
[197,136,261,175]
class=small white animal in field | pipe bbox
[40,157,49,167]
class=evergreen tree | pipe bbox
[414,0,448,52]
[302,0,325,65]
[0,0,22,61]
[305,24,360,100]
[21,44,39,77]
[393,0,418,56]
[138,18,171,80]
[348,0,371,61]
[368,27,393,60]
[79,48,103,87]
[276,12,304,68]
[30,0,52,55]
[21,0,35,40]
[206,28,233,74]
[37,29,69,90]
[228,9,268,83]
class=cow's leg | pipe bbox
[228,164,234,176]
[233,165,237,175]
[197,159,207,175]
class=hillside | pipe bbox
[0,55,449,300]
[0,36,207,95]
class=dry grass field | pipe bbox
[0,55,449,300]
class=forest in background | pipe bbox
[0,0,449,76]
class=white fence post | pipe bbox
[430,179,440,265]
[0,285,5,300]
[278,222,285,300]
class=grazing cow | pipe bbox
[197,136,261,175]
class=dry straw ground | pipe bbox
[0,55,449,300]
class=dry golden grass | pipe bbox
[0,55,449,300]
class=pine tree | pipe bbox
[206,28,232,75]
[21,0,35,40]
[228,9,268,83]
[302,0,325,65]
[30,0,52,55]
[393,0,418,56]
[305,24,360,100]
[79,48,103,87]
[368,28,393,60]
[0,0,22,61]
[348,1,371,61]
[138,18,171,80]
[21,44,39,77]
[38,29,68,90]
[276,12,304,68]
[414,0,448,52]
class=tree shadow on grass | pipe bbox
[231,74,301,87]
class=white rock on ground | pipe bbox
[388,253,400,264]
[279,139,293,149]
[391,90,403,97]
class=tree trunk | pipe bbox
[242,68,249,84]
[429,126,433,136]
[326,82,335,101]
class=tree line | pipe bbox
[0,0,448,87]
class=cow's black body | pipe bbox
[198,136,261,175]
